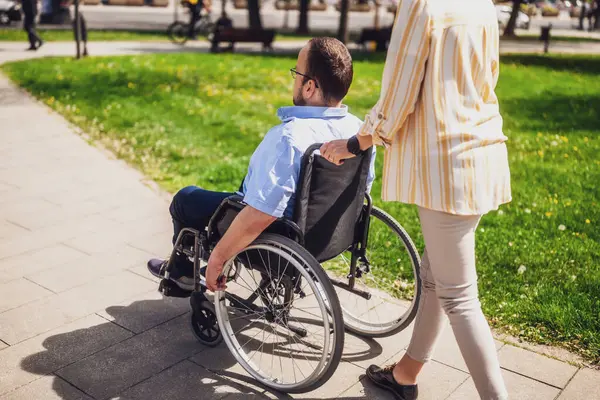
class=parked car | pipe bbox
[0,0,21,26]
[496,5,531,29]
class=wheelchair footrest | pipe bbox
[158,279,192,298]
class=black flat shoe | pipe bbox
[366,364,418,400]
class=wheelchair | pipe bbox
[157,144,421,393]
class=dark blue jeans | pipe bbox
[169,186,233,276]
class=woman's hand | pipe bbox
[320,139,355,165]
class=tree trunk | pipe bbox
[248,0,262,29]
[297,0,310,34]
[503,0,523,37]
[337,0,349,43]
[283,6,289,29]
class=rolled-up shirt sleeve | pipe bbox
[358,0,431,147]
[243,135,300,218]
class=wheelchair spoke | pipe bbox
[290,307,330,321]
[286,336,309,381]
[273,252,291,290]
[258,249,273,283]
[231,270,257,294]
[262,321,283,383]
[227,310,265,323]
[259,321,270,371]
[243,251,272,307]
[238,320,271,350]
[232,318,263,338]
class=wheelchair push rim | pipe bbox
[214,235,343,393]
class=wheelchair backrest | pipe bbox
[293,143,373,262]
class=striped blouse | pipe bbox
[358,0,512,215]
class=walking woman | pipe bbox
[321,0,511,398]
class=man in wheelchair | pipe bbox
[148,37,375,293]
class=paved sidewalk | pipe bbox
[0,48,599,400]
[1,36,600,64]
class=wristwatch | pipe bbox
[346,135,362,155]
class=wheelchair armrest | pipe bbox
[206,194,305,246]
[221,194,245,208]
[206,195,246,243]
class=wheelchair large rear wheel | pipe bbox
[214,233,344,393]
[322,206,421,337]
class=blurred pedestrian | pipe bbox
[579,0,587,30]
[22,0,43,51]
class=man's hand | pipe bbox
[206,254,226,292]
[320,139,355,166]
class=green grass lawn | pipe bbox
[0,28,313,42]
[2,27,599,44]
[510,34,600,43]
[2,52,599,363]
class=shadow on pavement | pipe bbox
[20,297,388,399]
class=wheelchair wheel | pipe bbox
[190,293,222,347]
[214,233,344,394]
[167,21,189,45]
[322,206,421,337]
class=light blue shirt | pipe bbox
[241,105,376,219]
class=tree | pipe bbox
[337,0,350,43]
[248,0,262,29]
[282,0,291,29]
[503,0,523,37]
[373,0,381,29]
[297,0,310,34]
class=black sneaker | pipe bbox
[147,258,194,292]
[366,364,418,400]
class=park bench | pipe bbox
[210,28,276,53]
[356,27,392,52]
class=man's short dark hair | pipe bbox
[305,37,353,103]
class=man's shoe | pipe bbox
[147,258,194,292]
[366,364,418,400]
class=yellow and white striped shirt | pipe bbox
[358,0,511,215]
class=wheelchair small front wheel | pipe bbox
[190,296,222,347]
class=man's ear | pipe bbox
[304,80,317,98]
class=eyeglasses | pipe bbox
[290,68,319,88]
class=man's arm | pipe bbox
[205,206,275,291]
[205,132,299,291]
